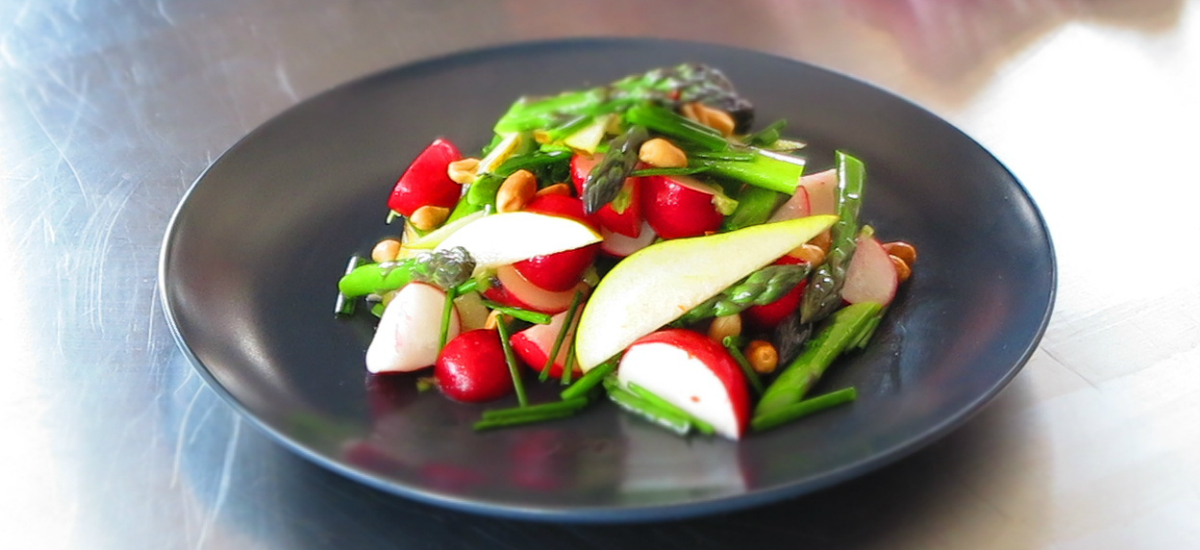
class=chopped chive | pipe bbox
[454,278,479,295]
[481,397,589,421]
[689,150,756,162]
[625,104,728,152]
[629,166,710,177]
[722,336,765,395]
[560,357,618,401]
[438,285,458,351]
[852,308,886,350]
[605,382,693,436]
[745,119,787,147]
[474,410,576,431]
[370,302,385,318]
[540,290,584,382]
[625,382,715,435]
[560,342,577,386]
[750,387,857,432]
[481,300,553,325]
[494,319,528,407]
[386,210,402,224]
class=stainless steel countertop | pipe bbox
[4,1,1198,548]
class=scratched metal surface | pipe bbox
[3,0,1199,548]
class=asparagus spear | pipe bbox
[754,302,881,420]
[673,264,810,326]
[751,387,857,432]
[800,151,865,324]
[624,104,729,152]
[695,149,805,195]
[721,185,785,232]
[582,125,649,214]
[337,246,475,297]
[493,63,754,134]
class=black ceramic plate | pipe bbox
[160,39,1054,522]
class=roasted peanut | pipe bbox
[810,231,832,253]
[638,138,688,168]
[883,241,918,266]
[496,169,537,212]
[535,182,573,198]
[371,238,403,263]
[787,243,826,266]
[708,313,743,343]
[681,102,737,137]
[890,255,912,283]
[745,340,779,375]
[447,158,480,184]
[409,205,450,231]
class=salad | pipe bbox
[335,64,916,440]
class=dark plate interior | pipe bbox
[160,38,1054,522]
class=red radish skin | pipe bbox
[799,169,837,216]
[510,307,585,378]
[767,186,811,223]
[641,175,723,239]
[842,234,899,306]
[618,329,752,439]
[599,222,657,258]
[482,265,585,314]
[435,329,514,403]
[571,153,643,237]
[513,195,600,291]
[387,138,463,217]
[743,255,809,329]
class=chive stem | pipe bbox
[751,387,857,432]
[481,397,590,420]
[560,358,618,401]
[723,336,765,395]
[481,300,554,325]
[495,319,528,407]
[474,410,576,431]
[438,286,458,351]
[625,382,715,435]
[540,290,584,381]
[605,382,693,436]
[629,166,710,177]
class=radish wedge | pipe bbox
[842,234,898,306]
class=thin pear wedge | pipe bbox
[575,215,837,371]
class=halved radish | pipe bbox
[766,186,810,223]
[618,329,751,440]
[513,195,600,291]
[599,222,657,258]
[482,264,585,314]
[743,255,808,329]
[436,329,514,402]
[366,282,460,373]
[510,306,585,378]
[571,153,643,237]
[798,168,837,216]
[842,234,898,306]
[387,138,463,217]
[641,174,723,239]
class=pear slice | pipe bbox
[575,215,837,371]
[434,212,602,273]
